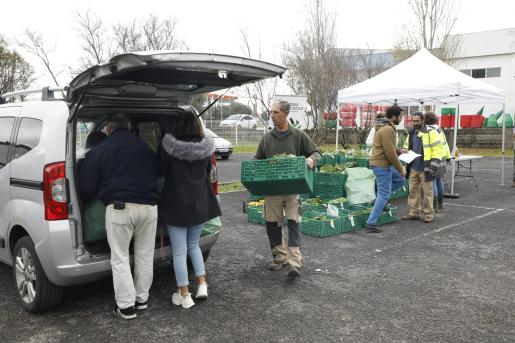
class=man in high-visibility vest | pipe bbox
[403,112,444,223]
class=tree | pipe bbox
[76,10,114,69]
[281,0,351,144]
[0,36,34,95]
[393,0,460,63]
[75,10,187,70]
[18,29,63,87]
[239,28,279,126]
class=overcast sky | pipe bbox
[2,0,515,93]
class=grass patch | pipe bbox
[459,147,514,157]
[219,181,245,193]
[233,145,258,154]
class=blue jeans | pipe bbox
[367,166,405,225]
[432,178,444,198]
[167,224,205,287]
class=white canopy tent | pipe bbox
[336,48,507,195]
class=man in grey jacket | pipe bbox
[255,99,321,278]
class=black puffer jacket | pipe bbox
[159,134,221,227]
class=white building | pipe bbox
[451,28,515,116]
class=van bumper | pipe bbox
[36,221,220,287]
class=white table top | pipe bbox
[455,155,483,161]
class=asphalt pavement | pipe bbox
[0,157,514,342]
[216,153,253,184]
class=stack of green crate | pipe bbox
[377,206,398,225]
[320,152,339,166]
[312,171,347,200]
[300,214,342,238]
[390,180,409,199]
[353,157,370,168]
[247,204,266,225]
[241,156,314,196]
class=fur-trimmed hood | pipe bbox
[162,133,215,161]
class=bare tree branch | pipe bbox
[394,0,460,64]
[17,29,61,87]
[76,10,113,69]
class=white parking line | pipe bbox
[445,203,499,210]
[371,208,504,255]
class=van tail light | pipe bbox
[43,162,68,221]
[210,154,219,195]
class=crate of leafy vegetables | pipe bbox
[300,213,342,238]
[312,163,350,200]
[241,155,313,196]
[246,200,266,225]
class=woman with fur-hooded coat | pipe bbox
[159,112,221,309]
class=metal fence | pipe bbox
[203,119,268,146]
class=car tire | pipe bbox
[221,155,230,160]
[12,236,63,313]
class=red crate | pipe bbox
[340,112,356,119]
[340,104,357,113]
[323,112,337,120]
[460,115,474,128]
[339,119,356,127]
[469,115,485,128]
[440,115,455,128]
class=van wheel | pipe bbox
[12,236,63,313]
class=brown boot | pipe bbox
[402,214,422,220]
[424,216,435,223]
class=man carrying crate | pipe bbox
[255,99,321,278]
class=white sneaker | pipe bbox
[196,283,208,299]
[172,290,195,309]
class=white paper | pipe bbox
[398,150,421,164]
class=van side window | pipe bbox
[14,118,43,159]
[0,117,15,169]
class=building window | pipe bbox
[486,67,501,78]
[471,69,486,78]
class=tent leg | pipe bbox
[445,105,460,198]
[501,103,506,185]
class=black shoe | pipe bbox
[287,265,301,278]
[113,305,137,319]
[364,224,382,233]
[135,301,148,310]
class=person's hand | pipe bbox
[400,149,408,154]
[306,158,314,169]
[400,168,406,177]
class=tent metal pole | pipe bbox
[335,104,340,151]
[501,103,506,185]
[450,105,459,195]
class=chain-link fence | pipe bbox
[203,119,268,146]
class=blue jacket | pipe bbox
[78,129,159,206]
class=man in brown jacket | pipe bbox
[365,105,406,233]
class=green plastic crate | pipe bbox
[353,157,369,168]
[247,206,265,225]
[377,207,398,225]
[320,153,339,166]
[312,172,347,200]
[300,215,342,238]
[241,157,314,196]
[390,181,409,199]
[341,211,364,232]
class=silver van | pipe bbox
[0,52,285,312]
